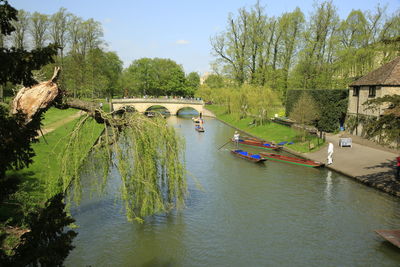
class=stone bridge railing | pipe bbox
[112,98,204,105]
[110,98,204,115]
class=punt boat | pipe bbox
[259,152,324,168]
[236,139,281,151]
[195,125,205,132]
[231,149,266,163]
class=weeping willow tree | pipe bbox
[197,84,281,123]
[12,68,187,223]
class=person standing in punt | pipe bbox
[233,131,240,148]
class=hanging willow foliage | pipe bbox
[59,111,187,223]
[196,84,282,122]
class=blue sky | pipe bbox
[11,0,400,74]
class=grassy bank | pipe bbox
[2,109,104,224]
[207,105,325,153]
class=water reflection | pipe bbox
[325,170,333,204]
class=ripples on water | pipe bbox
[66,116,400,267]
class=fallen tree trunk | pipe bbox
[12,67,62,124]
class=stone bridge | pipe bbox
[111,98,204,115]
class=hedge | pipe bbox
[285,89,349,133]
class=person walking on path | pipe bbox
[327,142,334,165]
[233,131,240,148]
[396,156,400,181]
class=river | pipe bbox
[66,115,400,266]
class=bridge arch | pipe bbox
[145,105,171,115]
[111,98,204,116]
[176,106,201,116]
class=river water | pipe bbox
[66,116,400,266]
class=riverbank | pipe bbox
[205,105,324,153]
[305,133,400,197]
[204,107,400,198]
[1,108,104,221]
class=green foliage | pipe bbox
[60,111,187,223]
[286,89,348,132]
[0,103,38,179]
[197,85,281,124]
[360,95,400,145]
[289,92,319,141]
[0,1,17,36]
[204,74,225,88]
[0,1,57,88]
[8,193,77,267]
[121,58,190,97]
[185,72,200,95]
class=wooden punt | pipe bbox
[375,230,400,248]
[230,149,266,163]
[195,125,205,132]
[259,152,324,168]
[237,139,281,151]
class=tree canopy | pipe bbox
[121,57,197,97]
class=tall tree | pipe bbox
[293,1,339,89]
[278,7,304,95]
[211,7,250,85]
[29,12,49,49]
[185,72,200,95]
[49,7,70,61]
[10,9,29,49]
[246,1,266,84]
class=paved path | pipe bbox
[302,133,400,197]
[202,108,216,118]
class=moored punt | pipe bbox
[375,230,400,248]
[259,152,324,168]
[237,139,281,151]
[195,125,205,132]
[230,149,266,163]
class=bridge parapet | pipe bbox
[112,98,204,105]
[111,98,204,115]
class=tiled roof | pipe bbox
[350,57,400,86]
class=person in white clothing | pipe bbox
[233,131,240,148]
[327,142,334,165]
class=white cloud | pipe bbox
[175,39,190,45]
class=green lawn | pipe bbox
[3,111,104,223]
[207,105,325,153]
[1,105,104,252]
[41,107,79,126]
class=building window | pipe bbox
[368,86,376,97]
[353,86,360,96]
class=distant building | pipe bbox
[347,56,400,135]
[200,72,211,85]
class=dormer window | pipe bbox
[353,86,360,96]
[368,86,376,97]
